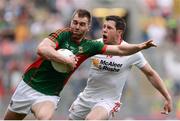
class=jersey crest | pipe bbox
[78,46,84,53]
[92,58,100,68]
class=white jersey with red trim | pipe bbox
[80,40,147,102]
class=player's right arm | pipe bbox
[37,38,77,70]
[104,40,157,56]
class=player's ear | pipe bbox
[117,29,123,34]
[117,29,123,37]
[87,25,91,31]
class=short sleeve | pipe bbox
[48,29,63,43]
[47,28,71,49]
[132,52,147,68]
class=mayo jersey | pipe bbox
[23,28,106,96]
[81,41,147,101]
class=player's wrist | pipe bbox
[139,41,150,50]
[137,43,144,50]
[165,94,172,103]
[166,96,172,102]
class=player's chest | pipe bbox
[91,55,130,72]
[60,41,92,55]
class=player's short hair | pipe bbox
[105,15,126,32]
[72,9,92,24]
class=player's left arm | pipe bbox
[104,40,157,56]
[140,63,172,115]
[37,38,77,70]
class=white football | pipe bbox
[51,49,74,73]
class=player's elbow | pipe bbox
[37,39,51,58]
[145,68,156,77]
[37,43,46,56]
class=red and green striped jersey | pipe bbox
[23,28,107,96]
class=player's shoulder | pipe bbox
[56,27,71,32]
[83,38,103,44]
[89,38,103,42]
[129,51,145,62]
[92,38,104,44]
[94,38,103,43]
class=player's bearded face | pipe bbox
[70,14,90,41]
[102,20,118,45]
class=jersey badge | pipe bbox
[78,46,83,53]
[92,58,100,68]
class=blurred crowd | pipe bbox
[0,0,75,96]
[139,0,180,119]
[140,0,180,45]
[0,0,180,120]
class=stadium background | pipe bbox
[0,0,180,119]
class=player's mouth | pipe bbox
[73,31,81,35]
[103,35,108,42]
[72,31,83,38]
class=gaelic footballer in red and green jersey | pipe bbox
[23,28,107,96]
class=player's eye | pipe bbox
[80,22,86,27]
[73,20,78,25]
[107,26,112,30]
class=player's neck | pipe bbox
[111,39,122,45]
[75,39,82,44]
[107,36,122,45]
[72,37,84,44]
[118,35,123,44]
[111,41,118,45]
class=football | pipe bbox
[51,49,74,73]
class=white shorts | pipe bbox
[69,94,121,120]
[8,80,60,114]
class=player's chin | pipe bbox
[74,32,84,37]
[103,38,108,44]
[72,34,82,40]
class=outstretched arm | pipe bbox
[37,38,77,70]
[140,63,172,115]
[104,40,157,56]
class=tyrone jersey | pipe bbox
[80,41,147,101]
[23,28,106,96]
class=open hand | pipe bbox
[142,40,157,49]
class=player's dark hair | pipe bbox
[105,15,126,32]
[72,9,92,24]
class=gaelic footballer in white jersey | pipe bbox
[69,40,147,120]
